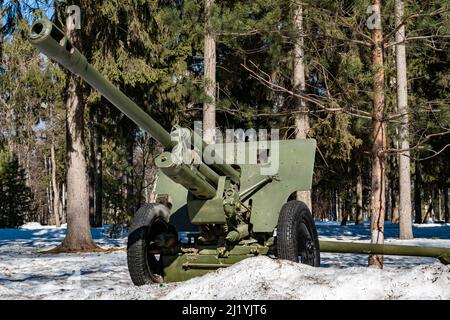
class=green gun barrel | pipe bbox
[28,19,240,199]
[29,20,173,148]
[320,240,450,264]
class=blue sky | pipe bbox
[2,0,56,32]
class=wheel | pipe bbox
[127,203,176,286]
[276,200,320,267]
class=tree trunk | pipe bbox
[438,189,443,221]
[336,189,341,222]
[395,0,413,239]
[5,101,15,155]
[432,189,440,222]
[61,182,66,224]
[0,3,3,61]
[45,157,53,225]
[423,198,432,223]
[137,134,151,210]
[25,112,33,188]
[293,3,312,210]
[330,190,334,221]
[125,129,135,217]
[50,104,61,228]
[88,109,96,227]
[44,156,52,224]
[94,110,103,227]
[203,0,216,145]
[391,85,400,225]
[51,141,61,227]
[414,161,422,224]
[444,186,449,223]
[385,173,390,221]
[341,187,352,226]
[57,25,97,251]
[356,168,364,224]
[391,179,399,224]
[58,187,64,224]
[368,0,386,268]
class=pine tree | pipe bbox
[0,149,34,228]
[53,0,98,251]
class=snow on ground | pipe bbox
[161,257,450,300]
[0,221,449,300]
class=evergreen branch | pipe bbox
[384,7,450,44]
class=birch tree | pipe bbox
[293,2,312,210]
[395,0,413,239]
[203,0,216,145]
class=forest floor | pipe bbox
[0,221,449,300]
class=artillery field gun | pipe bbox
[29,19,450,285]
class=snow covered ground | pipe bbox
[0,221,449,300]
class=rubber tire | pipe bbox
[276,200,320,267]
[127,203,171,286]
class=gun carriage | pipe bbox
[29,20,450,285]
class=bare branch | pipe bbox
[384,130,450,156]
[417,144,450,161]
[386,35,450,48]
